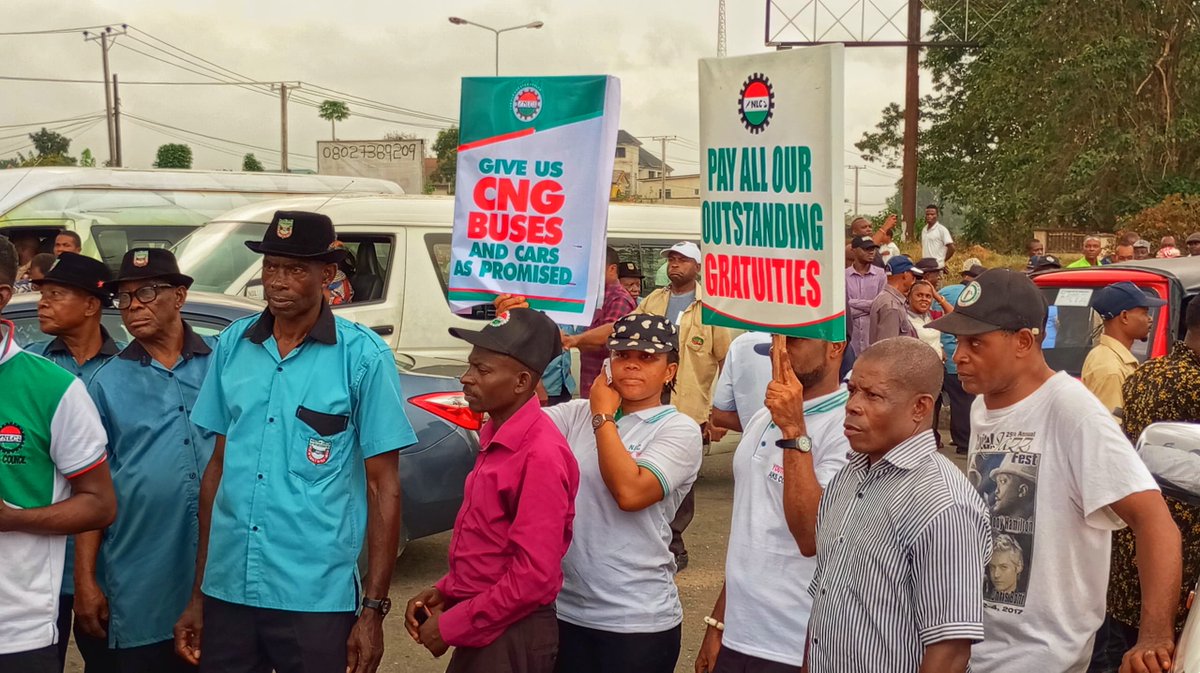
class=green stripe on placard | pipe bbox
[447,291,586,314]
[702,306,846,341]
[458,76,610,145]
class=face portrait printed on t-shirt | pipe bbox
[972,431,1039,609]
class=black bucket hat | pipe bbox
[245,210,348,263]
[607,314,679,353]
[105,248,194,291]
[35,252,112,302]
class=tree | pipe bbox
[154,143,193,169]
[855,0,1200,251]
[19,128,77,166]
[242,153,264,172]
[384,131,418,141]
[79,149,95,168]
[430,127,460,194]
[318,100,351,141]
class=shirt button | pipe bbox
[178,406,185,412]
[257,474,264,480]
[168,372,174,378]
[760,442,767,447]
[183,439,190,445]
[813,637,819,645]
[276,367,283,373]
[188,472,196,479]
[252,526,259,531]
[857,492,863,498]
[268,417,275,423]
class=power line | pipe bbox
[0,115,106,142]
[123,113,316,159]
[0,117,106,158]
[0,111,107,130]
[0,75,284,85]
[0,25,116,36]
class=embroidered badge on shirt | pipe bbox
[306,437,332,465]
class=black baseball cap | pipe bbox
[928,269,1047,336]
[35,252,112,302]
[617,261,643,279]
[915,257,946,273]
[448,307,562,376]
[1029,255,1062,271]
[851,236,879,250]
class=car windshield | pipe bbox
[174,221,267,293]
[1039,286,1159,376]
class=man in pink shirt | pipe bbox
[405,308,580,673]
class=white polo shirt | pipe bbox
[921,222,954,265]
[545,399,702,633]
[0,330,108,654]
[713,332,772,430]
[722,386,851,666]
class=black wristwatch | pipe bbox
[776,436,813,453]
[362,596,392,617]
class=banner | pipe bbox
[698,46,845,339]
[447,75,620,326]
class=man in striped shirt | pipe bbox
[806,338,991,673]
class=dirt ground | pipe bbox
[67,424,965,673]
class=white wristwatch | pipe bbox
[703,615,725,631]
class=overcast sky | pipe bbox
[2,0,928,213]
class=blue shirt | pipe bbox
[190,304,417,612]
[939,284,966,375]
[86,324,216,648]
[27,327,124,595]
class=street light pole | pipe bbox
[449,17,544,76]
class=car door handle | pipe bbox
[371,325,395,336]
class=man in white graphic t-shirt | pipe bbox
[931,269,1182,673]
[694,334,849,673]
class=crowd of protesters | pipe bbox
[2,210,1199,673]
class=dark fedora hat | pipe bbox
[105,248,194,291]
[245,210,348,263]
[35,252,112,302]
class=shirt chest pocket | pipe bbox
[290,406,353,484]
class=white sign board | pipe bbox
[699,45,845,339]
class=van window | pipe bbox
[174,222,269,293]
[336,235,393,305]
[1039,287,1159,376]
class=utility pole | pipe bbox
[272,82,300,172]
[901,0,921,242]
[849,165,866,214]
[647,135,678,203]
[112,74,123,167]
[83,25,127,167]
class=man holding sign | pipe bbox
[695,333,848,673]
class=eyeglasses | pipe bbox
[114,284,174,309]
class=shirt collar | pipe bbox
[0,321,20,366]
[620,404,677,424]
[848,265,883,278]
[45,326,120,358]
[245,301,337,345]
[884,284,906,301]
[1098,334,1138,366]
[849,429,939,471]
[118,320,212,365]
[478,395,545,453]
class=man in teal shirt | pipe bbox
[76,249,215,673]
[175,212,416,673]
[24,251,122,673]
[939,261,984,454]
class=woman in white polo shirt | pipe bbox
[543,313,703,673]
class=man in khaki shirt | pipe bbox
[635,241,732,570]
[1081,282,1165,417]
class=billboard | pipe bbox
[316,139,425,194]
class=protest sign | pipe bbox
[447,76,620,326]
[699,46,845,339]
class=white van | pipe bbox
[173,194,702,362]
[0,167,401,268]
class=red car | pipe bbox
[1032,258,1200,376]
